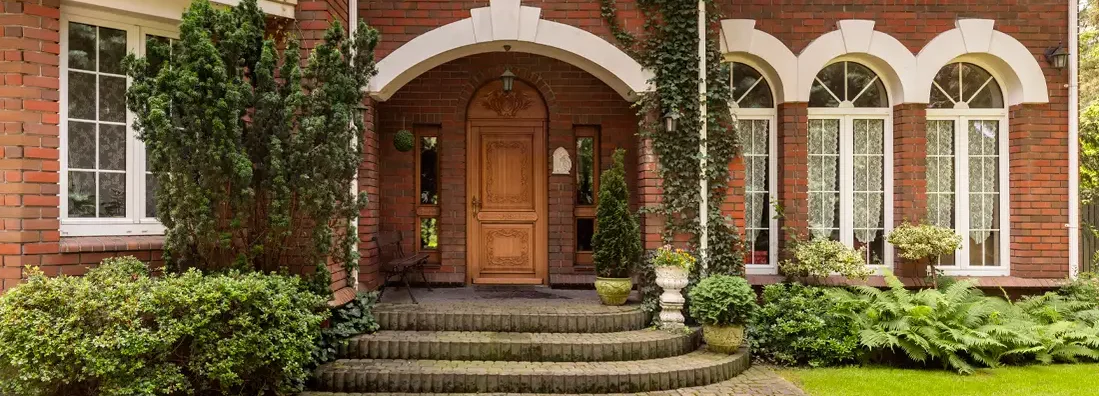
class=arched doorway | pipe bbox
[465,79,549,284]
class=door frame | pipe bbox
[465,118,548,285]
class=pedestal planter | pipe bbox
[594,277,632,306]
[702,324,745,353]
[655,266,689,329]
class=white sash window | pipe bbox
[730,62,777,274]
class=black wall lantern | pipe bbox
[500,68,516,92]
[1046,43,1069,69]
[664,109,680,132]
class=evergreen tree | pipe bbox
[124,0,378,291]
[591,149,642,278]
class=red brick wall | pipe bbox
[0,0,61,291]
[376,52,637,282]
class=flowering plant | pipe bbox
[651,245,697,272]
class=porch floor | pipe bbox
[377,285,640,306]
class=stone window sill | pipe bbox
[60,235,165,254]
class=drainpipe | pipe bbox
[697,0,709,276]
[349,0,361,290]
[1070,0,1081,279]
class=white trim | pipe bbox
[60,6,172,237]
[796,20,913,105]
[914,19,1049,105]
[63,0,297,20]
[736,113,778,275]
[926,110,1011,276]
[368,0,650,102]
[719,19,797,104]
[1069,0,1081,279]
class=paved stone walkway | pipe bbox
[302,365,806,396]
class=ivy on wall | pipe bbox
[602,0,745,277]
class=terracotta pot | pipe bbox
[703,324,745,353]
[594,277,632,306]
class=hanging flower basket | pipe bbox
[393,130,414,152]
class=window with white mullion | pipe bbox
[730,61,777,271]
[61,9,173,236]
[851,118,886,265]
[808,118,841,241]
[926,62,1008,274]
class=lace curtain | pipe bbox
[742,120,768,243]
[853,120,884,243]
[808,119,839,239]
[926,120,955,228]
[969,120,998,243]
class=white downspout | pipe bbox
[349,0,361,290]
[697,0,709,276]
[1070,0,1081,279]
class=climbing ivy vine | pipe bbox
[602,0,745,277]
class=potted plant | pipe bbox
[687,275,757,353]
[591,149,642,306]
[887,222,962,288]
[652,245,695,326]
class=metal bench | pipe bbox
[375,232,432,304]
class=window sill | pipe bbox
[60,235,165,254]
[745,274,1065,289]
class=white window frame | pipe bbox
[60,6,177,237]
[736,109,778,275]
[926,109,1011,276]
[807,107,894,271]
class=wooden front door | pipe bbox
[467,80,547,285]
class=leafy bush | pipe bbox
[313,292,380,365]
[832,274,1099,374]
[651,244,697,271]
[123,0,378,287]
[0,257,327,396]
[592,149,642,278]
[780,238,871,280]
[688,275,757,326]
[393,130,414,152]
[1062,271,1099,303]
[887,223,962,261]
[749,283,862,367]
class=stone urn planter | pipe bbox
[702,324,745,353]
[655,266,689,327]
[594,277,632,306]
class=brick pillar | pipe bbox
[358,98,380,289]
[0,0,62,291]
[777,102,807,258]
[638,136,663,251]
[1009,103,1069,278]
[892,103,927,277]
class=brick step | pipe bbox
[374,302,649,333]
[312,347,750,393]
[339,329,700,362]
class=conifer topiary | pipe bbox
[591,149,641,278]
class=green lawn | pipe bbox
[779,364,1099,396]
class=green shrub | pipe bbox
[688,275,757,326]
[887,223,963,261]
[780,238,871,280]
[314,292,380,365]
[832,273,1099,374]
[0,257,327,396]
[749,283,862,367]
[1062,271,1099,303]
[591,149,642,278]
[393,130,414,152]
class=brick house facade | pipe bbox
[0,0,1080,298]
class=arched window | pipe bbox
[731,62,777,273]
[926,62,1008,274]
[807,61,892,266]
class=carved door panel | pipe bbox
[468,123,546,284]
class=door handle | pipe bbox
[472,196,481,215]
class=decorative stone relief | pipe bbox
[552,147,571,175]
[481,89,533,117]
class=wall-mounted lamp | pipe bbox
[501,44,515,92]
[1046,43,1069,69]
[664,109,680,132]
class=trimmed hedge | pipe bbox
[0,256,327,396]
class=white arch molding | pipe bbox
[368,0,651,102]
[718,18,1050,106]
[914,19,1049,105]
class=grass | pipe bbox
[779,364,1099,396]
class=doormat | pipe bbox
[474,286,570,300]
